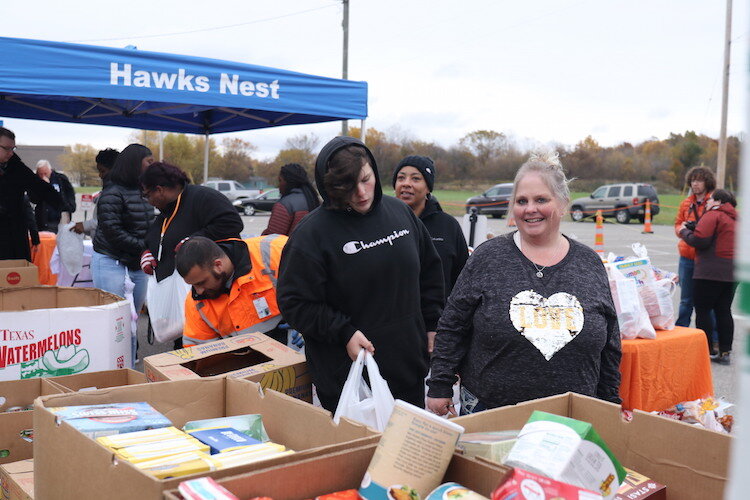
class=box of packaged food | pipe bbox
[0,459,34,500]
[47,401,172,438]
[0,260,38,289]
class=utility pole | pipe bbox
[341,0,349,136]
[717,0,732,188]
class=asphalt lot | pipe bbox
[112,208,738,406]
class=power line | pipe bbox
[67,5,337,43]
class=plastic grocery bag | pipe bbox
[640,278,676,330]
[56,222,84,275]
[333,349,395,431]
[146,271,192,343]
[607,264,655,340]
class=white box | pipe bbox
[0,287,131,381]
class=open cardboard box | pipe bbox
[43,368,147,392]
[33,377,378,500]
[0,287,131,381]
[0,260,38,288]
[0,378,66,464]
[452,392,732,500]
[144,333,311,402]
[0,459,34,500]
[164,444,511,500]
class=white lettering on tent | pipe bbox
[152,72,177,89]
[220,74,280,99]
[177,68,194,91]
[133,70,150,88]
[110,63,132,86]
[195,76,210,93]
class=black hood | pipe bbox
[419,195,444,220]
[314,136,382,210]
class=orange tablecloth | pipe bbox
[31,232,57,285]
[619,326,713,412]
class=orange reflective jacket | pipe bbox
[182,235,287,347]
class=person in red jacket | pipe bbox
[261,163,320,236]
[679,189,737,364]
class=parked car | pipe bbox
[465,183,513,218]
[569,183,660,224]
[203,180,260,204]
[234,188,280,216]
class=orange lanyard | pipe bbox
[157,191,183,261]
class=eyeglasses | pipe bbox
[0,145,16,153]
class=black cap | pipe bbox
[392,155,435,192]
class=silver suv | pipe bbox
[570,183,659,224]
[203,180,260,204]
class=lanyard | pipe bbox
[157,190,183,261]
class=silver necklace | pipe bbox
[522,236,565,278]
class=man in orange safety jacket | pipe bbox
[175,235,287,347]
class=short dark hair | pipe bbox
[0,127,15,141]
[108,143,153,188]
[95,148,120,170]
[711,189,736,207]
[140,161,190,190]
[323,145,369,210]
[175,237,227,277]
[685,166,716,192]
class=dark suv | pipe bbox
[569,183,659,224]
[465,183,513,218]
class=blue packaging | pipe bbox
[49,402,172,438]
[186,426,261,454]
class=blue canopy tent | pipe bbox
[0,36,368,180]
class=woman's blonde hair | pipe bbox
[512,151,572,206]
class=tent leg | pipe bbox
[360,119,367,143]
[159,131,164,161]
[203,133,209,183]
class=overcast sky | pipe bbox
[2,0,747,160]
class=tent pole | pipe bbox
[361,119,367,144]
[159,131,164,161]
[203,133,209,183]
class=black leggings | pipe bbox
[693,279,737,353]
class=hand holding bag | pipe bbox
[333,349,396,431]
[56,221,84,275]
[146,271,192,343]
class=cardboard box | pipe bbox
[164,444,511,500]
[0,378,65,464]
[44,369,146,392]
[0,287,131,381]
[0,459,33,500]
[0,261,38,289]
[144,333,311,402]
[452,392,731,500]
[33,377,377,500]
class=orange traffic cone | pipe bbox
[594,210,604,254]
[507,213,516,227]
[642,199,654,234]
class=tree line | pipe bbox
[60,128,740,193]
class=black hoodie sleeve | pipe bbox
[277,242,358,345]
[57,172,77,213]
[15,155,63,209]
[415,214,445,331]
[189,187,243,240]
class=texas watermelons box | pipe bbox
[0,287,131,381]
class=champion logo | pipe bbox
[342,229,411,255]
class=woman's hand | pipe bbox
[427,397,457,417]
[70,222,85,234]
[346,330,374,360]
[427,331,437,353]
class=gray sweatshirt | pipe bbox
[427,232,621,407]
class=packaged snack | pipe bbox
[208,443,291,469]
[183,414,269,442]
[456,431,519,464]
[315,490,361,499]
[135,451,213,479]
[178,476,240,500]
[115,436,209,463]
[187,426,262,454]
[504,411,625,500]
[96,426,186,450]
[492,468,602,500]
[615,468,666,500]
[426,482,487,499]
[48,402,171,438]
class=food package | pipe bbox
[315,491,362,500]
[503,411,625,499]
[606,264,655,340]
[96,426,186,450]
[456,431,519,464]
[492,468,602,500]
[178,476,240,500]
[115,436,209,463]
[186,426,262,454]
[135,450,213,479]
[48,402,171,438]
[614,468,666,500]
[426,482,487,499]
[183,414,269,443]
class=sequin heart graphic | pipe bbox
[509,290,584,360]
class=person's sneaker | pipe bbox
[711,352,731,365]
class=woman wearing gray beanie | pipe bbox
[393,155,468,300]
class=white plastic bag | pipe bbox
[333,349,395,431]
[607,264,655,339]
[639,278,676,330]
[146,271,192,343]
[56,222,84,275]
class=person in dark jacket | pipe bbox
[71,148,119,236]
[393,155,468,302]
[261,163,320,236]
[24,196,41,255]
[0,127,63,260]
[679,189,738,364]
[277,136,444,412]
[92,144,155,354]
[32,160,76,233]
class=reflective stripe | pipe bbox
[260,234,281,288]
[195,301,222,337]
[182,333,216,346]
[232,315,282,336]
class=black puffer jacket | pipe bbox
[93,183,155,270]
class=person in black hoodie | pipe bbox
[261,163,320,236]
[277,137,444,412]
[393,155,468,302]
[32,159,77,233]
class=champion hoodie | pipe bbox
[277,137,444,409]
